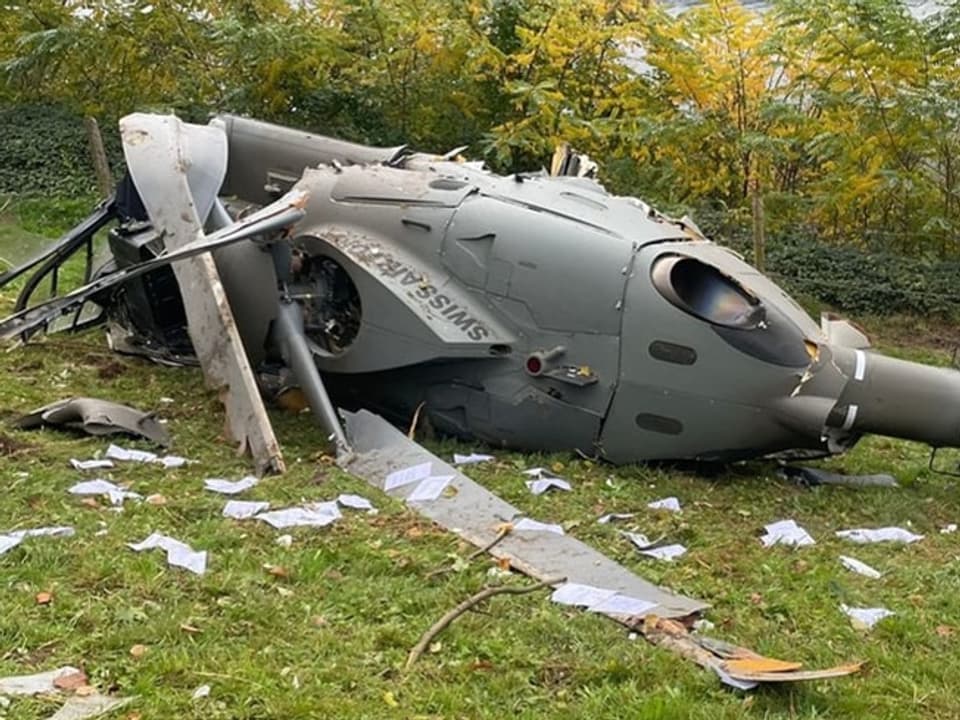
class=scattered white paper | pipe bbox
[598,512,635,524]
[337,494,375,511]
[526,478,572,495]
[522,467,567,480]
[407,475,454,503]
[0,665,82,695]
[13,526,75,539]
[105,444,157,463]
[204,476,258,495]
[761,519,816,547]
[513,518,565,535]
[841,603,894,629]
[69,479,142,506]
[157,455,187,469]
[2,526,75,555]
[836,527,923,544]
[639,543,688,562]
[70,458,114,471]
[128,532,207,575]
[49,693,133,720]
[276,534,293,547]
[222,500,270,519]
[588,594,657,617]
[647,497,681,512]
[550,582,617,607]
[621,531,654,549]
[191,684,211,700]
[713,666,759,691]
[384,461,432,491]
[941,523,957,535]
[256,504,341,529]
[839,555,882,579]
[453,453,494,465]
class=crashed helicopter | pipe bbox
[1,113,957,471]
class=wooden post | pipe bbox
[751,156,766,272]
[84,115,113,198]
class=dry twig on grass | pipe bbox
[424,525,513,579]
[404,575,565,671]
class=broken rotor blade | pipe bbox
[0,190,307,343]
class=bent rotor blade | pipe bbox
[0,190,307,343]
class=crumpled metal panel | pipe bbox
[16,397,170,447]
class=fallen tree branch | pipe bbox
[407,401,426,440]
[425,525,513,579]
[404,575,565,671]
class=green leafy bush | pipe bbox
[0,103,122,197]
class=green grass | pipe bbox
[2,210,960,719]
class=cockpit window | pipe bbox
[651,255,764,329]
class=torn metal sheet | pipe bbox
[344,409,706,620]
[344,409,862,686]
[16,398,170,447]
[120,113,285,475]
[781,465,899,488]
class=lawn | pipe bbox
[1,208,959,719]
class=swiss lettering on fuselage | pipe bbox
[336,236,490,341]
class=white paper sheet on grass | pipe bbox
[337,494,375,511]
[0,526,74,556]
[598,512,635,524]
[406,475,454,503]
[222,500,270,519]
[384,462,432,491]
[621,531,654,549]
[647,497,681,512]
[761,519,816,547]
[128,532,207,575]
[68,479,142,506]
[70,458,114,471]
[839,555,882,579]
[204,476,258,495]
[526,478,572,495]
[841,604,894,629]
[453,453,495,466]
[588,594,658,616]
[256,502,341,529]
[836,527,923,544]
[639,544,688,562]
[513,518,564,535]
[157,455,188,469]
[105,444,157,463]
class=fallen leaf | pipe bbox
[311,615,327,627]
[35,591,53,605]
[53,670,88,690]
[469,660,494,672]
[936,625,954,637]
[146,494,167,506]
[383,690,399,708]
[276,586,294,597]
[551,462,565,473]
[74,684,97,696]
[749,593,763,605]
[497,557,511,572]
[126,713,142,720]
[180,624,202,635]
[264,564,290,578]
[428,641,443,654]
[80,497,100,509]
[129,644,148,659]
[405,526,424,539]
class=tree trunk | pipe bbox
[84,115,113,198]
